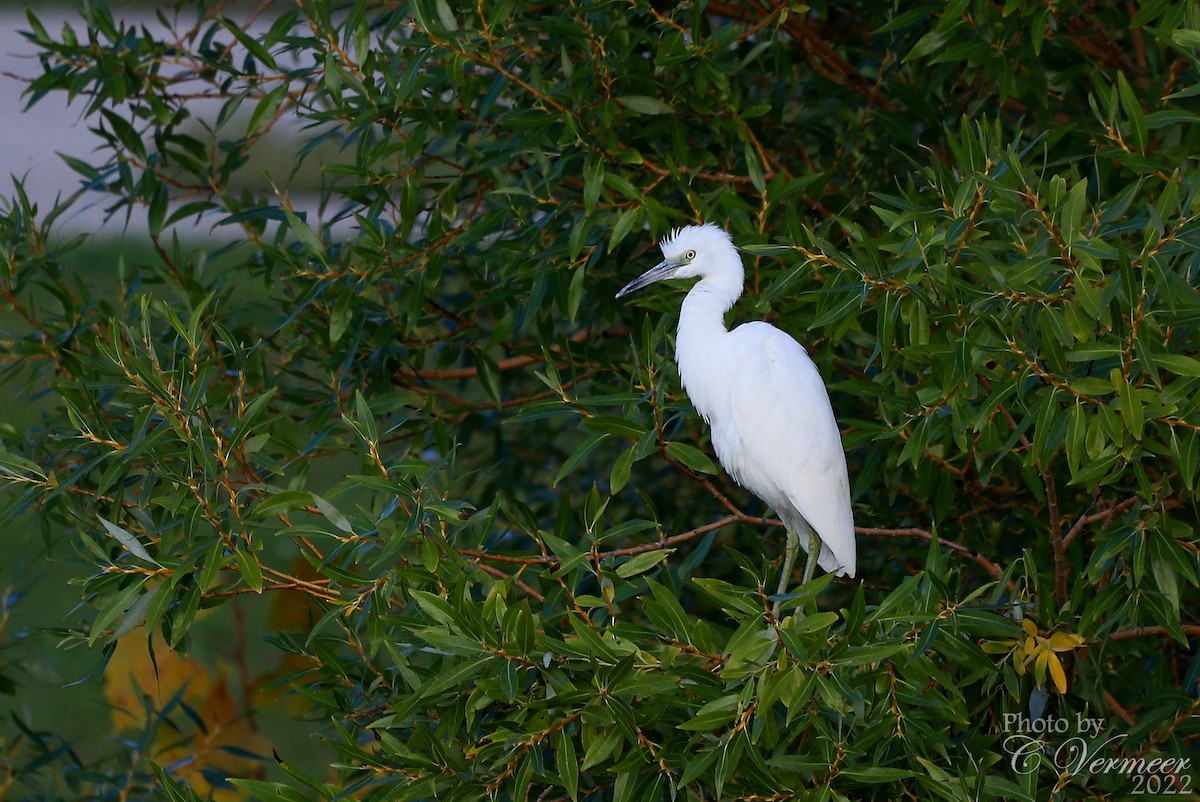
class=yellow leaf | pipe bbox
[1046,632,1085,652]
[105,633,271,801]
[980,640,1016,654]
[1024,636,1038,655]
[1022,618,1039,637]
[1034,648,1050,687]
[1048,652,1068,694]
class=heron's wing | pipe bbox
[728,323,856,577]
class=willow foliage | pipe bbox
[1,2,1198,800]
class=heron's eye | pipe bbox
[684,250,696,261]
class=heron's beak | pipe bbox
[615,259,680,299]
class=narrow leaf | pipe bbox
[236,547,264,593]
[615,548,674,578]
[98,516,161,566]
[616,95,672,114]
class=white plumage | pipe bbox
[617,223,855,608]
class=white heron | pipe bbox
[616,223,855,614]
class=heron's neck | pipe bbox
[674,276,742,411]
[678,277,741,336]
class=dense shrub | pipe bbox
[1,1,1198,799]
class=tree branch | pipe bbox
[857,526,1005,581]
[1108,625,1200,642]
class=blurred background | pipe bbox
[0,1,327,791]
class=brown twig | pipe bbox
[857,526,1005,581]
[1104,689,1137,726]
[1109,625,1200,642]
[457,513,779,570]
[391,327,608,383]
[1043,462,1067,607]
[474,562,545,602]
[1062,494,1140,549]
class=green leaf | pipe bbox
[609,206,641,252]
[1116,72,1147,152]
[905,29,948,61]
[314,495,354,534]
[566,616,619,661]
[473,349,503,406]
[842,767,916,783]
[679,748,718,785]
[253,490,317,518]
[555,432,607,486]
[1066,402,1085,475]
[434,0,458,30]
[247,85,288,137]
[833,642,909,666]
[692,578,760,616]
[677,694,739,730]
[98,516,161,566]
[112,582,162,640]
[610,445,636,494]
[581,727,622,771]
[615,548,674,578]
[785,610,839,635]
[0,451,47,481]
[283,207,327,264]
[235,547,264,593]
[228,387,277,451]
[221,19,279,69]
[170,585,201,648]
[1153,353,1200,377]
[616,95,672,115]
[150,762,207,802]
[581,416,645,438]
[745,140,765,194]
[555,730,579,801]
[1152,551,1180,614]
[1170,28,1200,50]
[665,441,718,474]
[409,589,455,625]
[1113,369,1143,441]
[567,262,587,323]
[89,578,149,646]
[1060,178,1088,246]
[227,779,313,802]
[584,159,604,213]
[329,292,354,345]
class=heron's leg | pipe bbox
[772,527,801,617]
[802,529,822,615]
[802,528,821,584]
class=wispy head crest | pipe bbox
[659,226,685,250]
[658,223,734,255]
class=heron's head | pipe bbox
[616,223,742,299]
